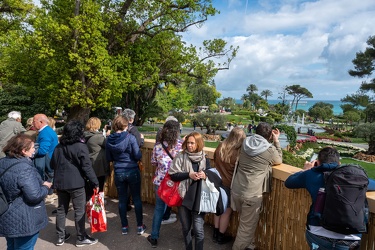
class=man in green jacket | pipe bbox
[0,111,26,158]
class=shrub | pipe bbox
[282,150,305,168]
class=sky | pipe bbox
[181,0,375,101]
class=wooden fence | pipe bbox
[105,139,375,250]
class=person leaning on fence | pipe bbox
[231,122,282,250]
[0,134,52,250]
[213,127,246,245]
[147,120,183,248]
[285,147,375,250]
[168,132,211,250]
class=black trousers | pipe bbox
[56,187,87,240]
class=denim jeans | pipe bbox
[114,168,143,227]
[178,205,205,250]
[306,230,360,250]
[6,232,39,250]
[56,187,87,239]
[151,185,167,239]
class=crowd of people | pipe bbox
[0,110,374,250]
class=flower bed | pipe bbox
[296,136,317,144]
[315,135,351,142]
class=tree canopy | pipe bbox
[286,84,313,111]
[0,0,238,124]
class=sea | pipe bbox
[236,99,344,115]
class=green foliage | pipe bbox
[281,150,306,168]
[308,102,334,122]
[274,124,297,148]
[232,110,252,116]
[285,84,313,111]
[353,123,375,154]
[194,112,227,134]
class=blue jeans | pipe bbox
[178,205,205,250]
[306,230,360,250]
[114,168,143,227]
[6,233,39,250]
[151,185,167,239]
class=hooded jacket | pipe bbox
[106,131,142,173]
[231,134,282,199]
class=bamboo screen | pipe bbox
[104,139,375,250]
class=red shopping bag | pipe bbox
[86,190,107,233]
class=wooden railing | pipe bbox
[105,139,375,250]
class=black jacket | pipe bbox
[51,142,99,190]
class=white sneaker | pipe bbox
[170,213,177,219]
[161,217,177,225]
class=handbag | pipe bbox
[157,172,182,207]
[199,176,220,213]
[157,143,182,206]
[86,189,107,233]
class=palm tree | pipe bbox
[260,90,273,101]
[246,84,258,94]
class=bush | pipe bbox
[232,110,252,116]
[282,150,305,168]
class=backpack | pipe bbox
[0,162,20,216]
[321,164,369,234]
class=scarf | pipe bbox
[169,150,206,198]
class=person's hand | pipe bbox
[94,186,100,193]
[189,172,200,181]
[43,181,52,189]
[197,171,206,180]
[303,161,315,171]
[141,133,144,139]
[272,128,280,142]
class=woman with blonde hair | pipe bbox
[213,127,246,244]
[169,131,211,250]
[84,117,110,197]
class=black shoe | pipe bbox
[212,228,219,243]
[76,235,98,247]
[127,205,132,211]
[56,233,71,246]
[147,235,157,248]
[217,232,232,245]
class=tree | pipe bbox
[343,111,361,126]
[194,112,227,134]
[188,82,221,107]
[278,85,289,106]
[349,35,375,94]
[218,97,236,110]
[308,102,334,123]
[260,89,272,101]
[286,85,313,111]
[246,84,258,94]
[155,83,192,114]
[354,123,375,155]
[1,0,238,124]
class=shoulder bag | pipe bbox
[157,143,183,207]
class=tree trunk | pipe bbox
[67,106,91,124]
[368,140,375,155]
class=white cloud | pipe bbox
[183,0,375,100]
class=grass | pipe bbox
[340,158,375,179]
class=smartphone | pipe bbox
[310,154,318,162]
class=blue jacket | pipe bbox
[0,157,49,237]
[285,163,375,226]
[35,125,59,159]
[106,131,142,173]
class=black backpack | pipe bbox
[321,164,369,234]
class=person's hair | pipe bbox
[122,109,136,121]
[48,117,56,128]
[165,116,178,122]
[318,147,340,164]
[182,132,204,152]
[112,115,128,131]
[160,120,180,147]
[60,120,84,145]
[3,134,34,158]
[219,127,246,163]
[85,117,101,132]
[256,122,273,142]
[8,111,21,119]
[26,117,34,130]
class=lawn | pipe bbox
[340,158,375,179]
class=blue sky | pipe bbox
[182,0,375,101]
